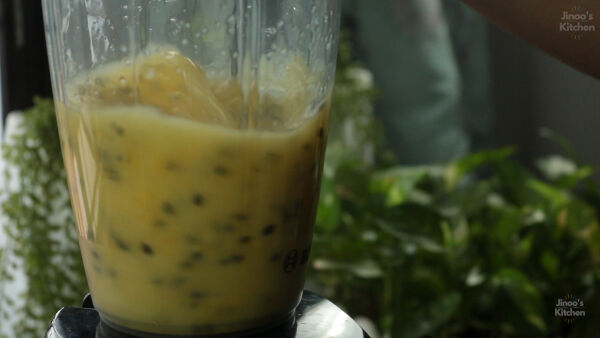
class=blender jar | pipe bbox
[42,0,340,336]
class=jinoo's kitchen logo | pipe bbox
[560,5,596,40]
[555,294,585,323]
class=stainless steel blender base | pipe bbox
[45,290,370,338]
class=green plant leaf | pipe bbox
[493,268,547,333]
[370,166,435,207]
[316,177,342,233]
[392,292,462,338]
[444,147,514,190]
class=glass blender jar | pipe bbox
[42,0,340,336]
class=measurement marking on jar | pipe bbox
[283,249,298,273]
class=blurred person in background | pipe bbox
[344,0,494,164]
[344,0,599,165]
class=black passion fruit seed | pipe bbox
[165,161,181,171]
[162,202,176,215]
[220,255,244,265]
[262,224,276,236]
[190,251,204,261]
[189,291,206,300]
[109,122,125,136]
[300,249,310,265]
[214,165,230,176]
[141,243,154,255]
[233,213,249,221]
[318,128,324,138]
[185,235,201,245]
[91,250,100,260]
[111,235,130,251]
[104,167,121,182]
[192,193,204,206]
[239,236,251,244]
[154,219,166,228]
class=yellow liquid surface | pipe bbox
[58,49,328,335]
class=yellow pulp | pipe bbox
[58,49,328,335]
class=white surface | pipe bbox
[0,111,27,337]
[0,51,3,139]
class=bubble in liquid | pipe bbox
[119,77,126,85]
[123,15,129,20]
[276,20,284,29]
[120,45,127,53]
[169,18,176,23]
[201,28,208,34]
[185,23,191,29]
[232,52,239,59]
[227,15,236,23]
[228,28,235,35]
[220,50,227,56]
[195,32,201,38]
[123,4,128,9]
[182,38,189,46]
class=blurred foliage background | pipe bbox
[309,35,600,338]
[1,34,600,337]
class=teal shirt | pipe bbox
[344,0,493,164]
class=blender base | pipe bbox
[45,290,370,338]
